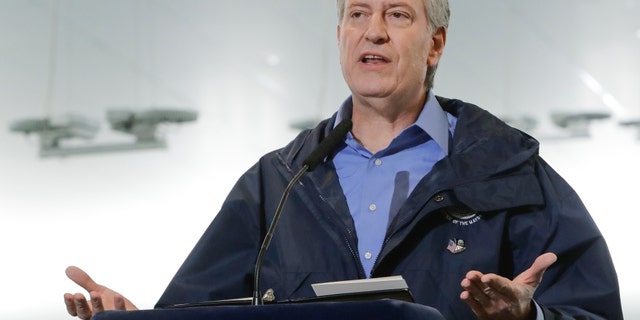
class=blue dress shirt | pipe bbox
[333,90,456,277]
[332,91,545,320]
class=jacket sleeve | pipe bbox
[154,161,267,308]
[514,159,623,319]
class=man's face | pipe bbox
[338,0,442,102]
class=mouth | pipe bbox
[360,54,389,64]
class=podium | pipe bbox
[91,299,445,320]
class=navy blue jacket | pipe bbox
[156,97,622,319]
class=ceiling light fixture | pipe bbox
[10,108,197,158]
[550,111,611,138]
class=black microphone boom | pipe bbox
[251,119,353,305]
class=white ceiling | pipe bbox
[1,1,639,319]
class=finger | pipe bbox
[529,252,557,275]
[64,293,78,316]
[114,295,126,310]
[462,273,492,304]
[480,273,515,301]
[73,293,93,320]
[461,271,484,294]
[514,252,558,286]
[465,270,484,281]
[461,278,485,298]
[90,291,105,313]
[460,290,488,317]
[66,266,100,292]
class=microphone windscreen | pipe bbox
[302,119,352,171]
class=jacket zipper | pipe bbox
[312,180,367,279]
[343,227,367,278]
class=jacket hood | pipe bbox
[436,97,543,212]
[440,97,540,178]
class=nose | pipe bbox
[365,14,389,44]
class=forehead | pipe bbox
[344,0,425,10]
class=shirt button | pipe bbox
[364,252,373,260]
[434,194,445,202]
[374,158,383,166]
[369,204,377,211]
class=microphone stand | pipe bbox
[252,164,309,305]
[251,119,352,306]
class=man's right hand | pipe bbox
[63,266,138,319]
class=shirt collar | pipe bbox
[335,90,450,154]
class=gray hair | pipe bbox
[336,0,450,89]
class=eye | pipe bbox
[350,11,364,19]
[389,11,409,19]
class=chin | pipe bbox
[351,83,395,98]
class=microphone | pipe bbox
[252,119,353,305]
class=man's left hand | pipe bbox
[460,252,557,320]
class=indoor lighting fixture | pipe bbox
[10,108,197,158]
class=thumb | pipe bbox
[530,252,557,275]
[66,266,100,292]
[516,252,557,287]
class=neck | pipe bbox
[350,90,427,153]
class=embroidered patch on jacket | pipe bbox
[444,206,481,226]
[447,238,467,254]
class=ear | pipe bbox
[427,27,447,67]
[337,24,342,45]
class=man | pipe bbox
[64,0,623,319]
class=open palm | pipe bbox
[63,266,138,320]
